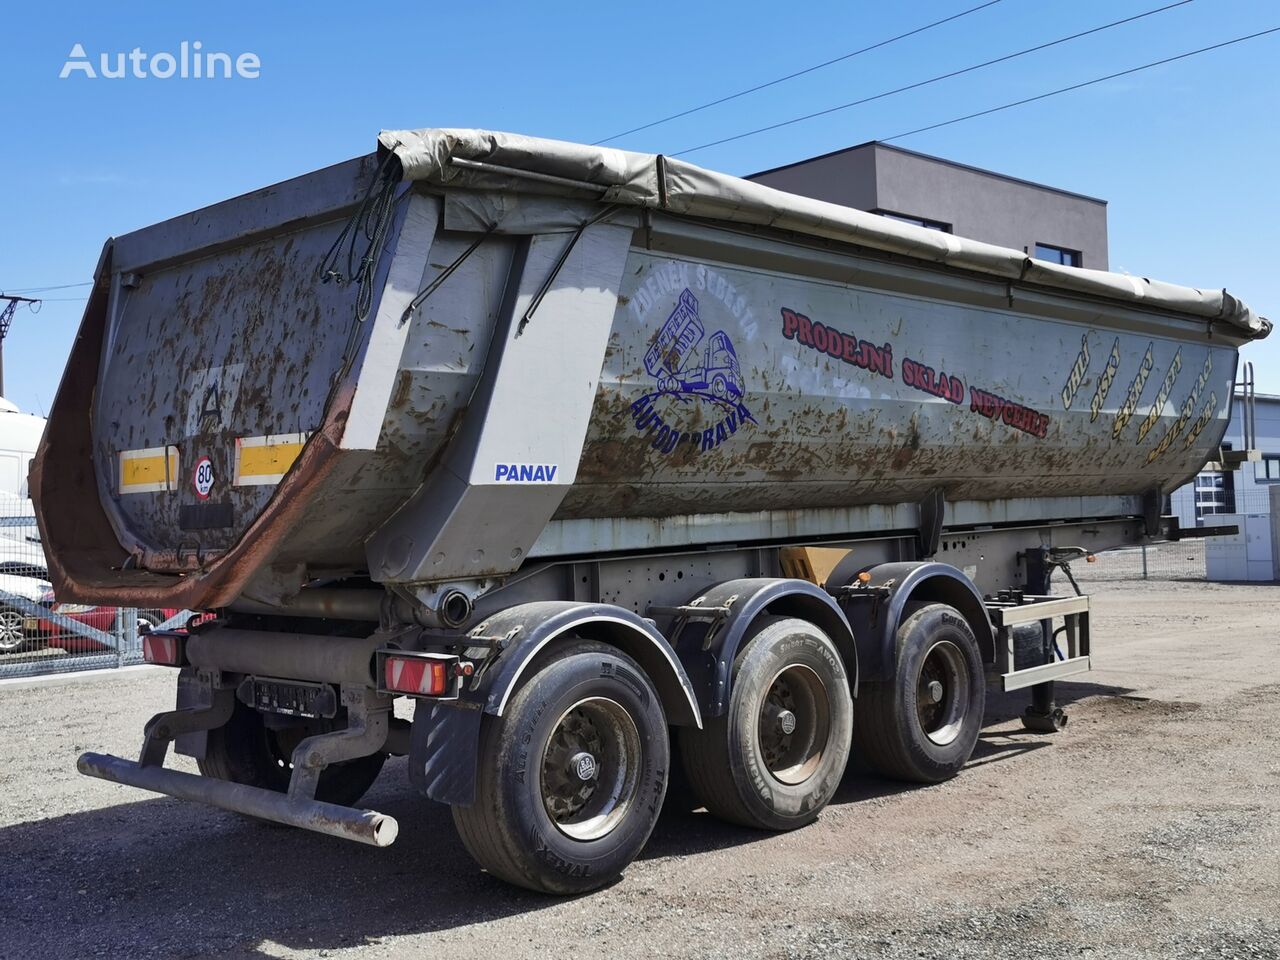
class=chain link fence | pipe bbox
[1071,540,1209,583]
[0,512,192,679]
[1072,488,1273,583]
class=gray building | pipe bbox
[748,140,1109,270]
[1171,391,1279,527]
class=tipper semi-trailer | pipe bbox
[33,129,1268,894]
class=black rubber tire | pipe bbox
[451,641,669,895]
[137,609,166,630]
[679,616,853,831]
[853,602,985,783]
[198,698,386,808]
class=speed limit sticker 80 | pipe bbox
[192,456,215,499]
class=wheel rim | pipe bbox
[758,664,831,786]
[540,696,641,842]
[0,610,25,651]
[916,639,970,746]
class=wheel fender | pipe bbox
[670,578,858,719]
[841,562,994,683]
[410,601,700,807]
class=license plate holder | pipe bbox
[237,676,338,719]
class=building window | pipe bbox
[1034,243,1082,267]
[873,210,952,233]
[1257,454,1280,482]
[1194,469,1235,521]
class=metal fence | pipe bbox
[1071,540,1209,583]
[1073,488,1274,583]
[0,513,192,679]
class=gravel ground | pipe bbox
[1,577,1277,960]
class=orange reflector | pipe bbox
[142,633,185,667]
[384,655,449,697]
[1086,555,1097,563]
[857,572,872,584]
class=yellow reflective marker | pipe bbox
[119,446,180,494]
[233,433,308,486]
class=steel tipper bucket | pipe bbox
[30,129,1268,618]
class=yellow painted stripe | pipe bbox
[234,433,309,485]
[238,441,305,477]
[119,447,179,493]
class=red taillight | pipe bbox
[142,633,185,667]
[380,653,464,698]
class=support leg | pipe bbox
[1021,548,1069,733]
[1023,679,1068,732]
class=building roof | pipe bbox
[747,140,1108,207]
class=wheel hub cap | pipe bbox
[776,709,798,736]
[758,664,832,786]
[916,639,971,747]
[540,697,641,842]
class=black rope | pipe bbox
[399,226,496,327]
[319,148,403,322]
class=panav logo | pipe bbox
[628,280,756,457]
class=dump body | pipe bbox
[31,130,1267,610]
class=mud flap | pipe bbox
[174,666,210,760]
[409,700,483,806]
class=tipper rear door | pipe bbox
[94,187,384,562]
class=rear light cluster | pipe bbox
[142,632,186,667]
[378,651,473,699]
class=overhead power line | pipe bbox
[880,26,1280,142]
[2,281,92,293]
[594,0,1006,145]
[671,0,1196,156]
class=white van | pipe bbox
[0,398,45,498]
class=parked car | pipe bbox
[0,573,52,653]
[33,593,180,652]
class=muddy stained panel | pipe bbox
[558,252,1235,520]
[94,217,361,553]
[280,233,516,565]
[377,232,513,464]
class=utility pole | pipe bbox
[0,295,40,398]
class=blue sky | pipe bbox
[1,0,1277,417]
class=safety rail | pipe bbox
[985,592,1091,692]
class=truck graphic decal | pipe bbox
[645,289,746,401]
[629,285,756,457]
